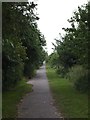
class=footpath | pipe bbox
[18,65,62,118]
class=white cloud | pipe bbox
[29,0,88,55]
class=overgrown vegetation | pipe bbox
[2,2,46,90]
[67,65,88,93]
[2,2,47,118]
[46,65,88,118]
[46,2,89,93]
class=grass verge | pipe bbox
[46,65,88,118]
[2,78,32,118]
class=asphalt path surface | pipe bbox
[18,64,62,118]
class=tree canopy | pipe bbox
[2,2,46,90]
[47,3,89,93]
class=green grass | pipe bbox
[46,65,88,118]
[2,78,32,118]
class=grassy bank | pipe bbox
[2,78,32,118]
[46,65,88,118]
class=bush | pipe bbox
[24,62,35,78]
[67,65,88,93]
[56,65,68,77]
[74,71,88,93]
[3,62,24,91]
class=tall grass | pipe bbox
[67,65,88,93]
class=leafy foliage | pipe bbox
[67,65,88,93]
[47,3,88,93]
[2,2,46,90]
[46,52,59,68]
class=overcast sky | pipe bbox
[29,0,88,55]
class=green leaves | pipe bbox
[57,3,88,66]
[2,2,46,90]
[47,3,88,93]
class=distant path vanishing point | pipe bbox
[18,64,62,118]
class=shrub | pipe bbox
[74,71,88,93]
[56,65,68,77]
[24,62,35,78]
[67,65,88,93]
[3,63,24,90]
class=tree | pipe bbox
[55,3,88,69]
[2,2,46,90]
[48,3,88,92]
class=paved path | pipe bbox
[18,65,62,118]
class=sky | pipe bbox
[29,0,88,55]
